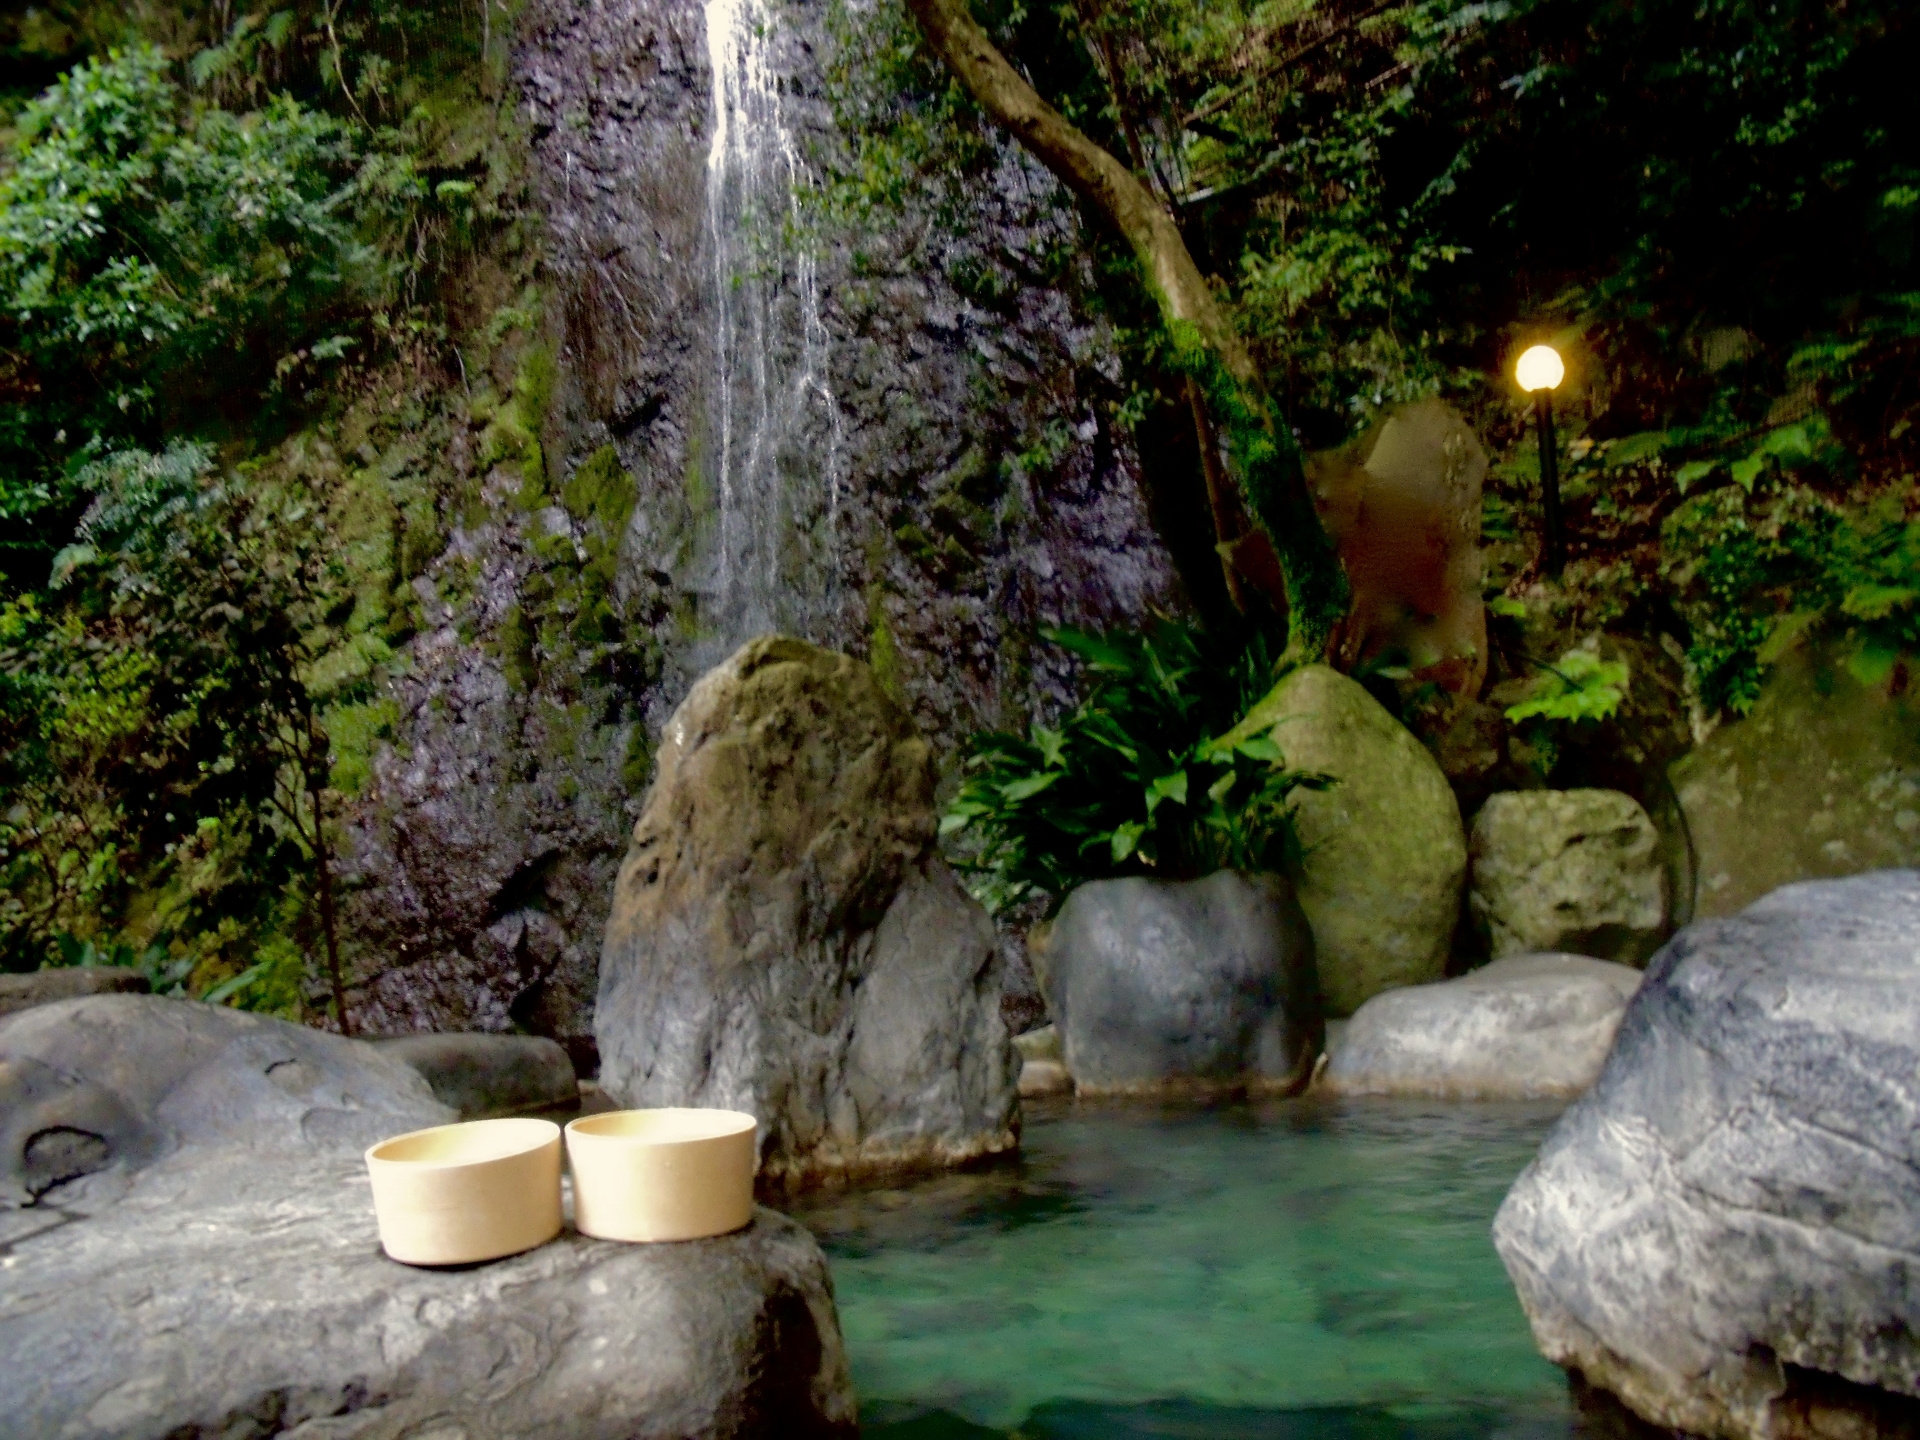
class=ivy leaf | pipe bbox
[1232,733,1283,762]
[1144,768,1189,817]
[1604,430,1671,468]
[1000,771,1059,803]
[1729,454,1766,491]
[1109,821,1145,863]
[1757,610,1821,663]
[1674,460,1716,492]
[1761,424,1813,462]
[1844,639,1901,688]
[1840,585,1918,621]
[1031,724,1066,769]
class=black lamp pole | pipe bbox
[1536,389,1564,579]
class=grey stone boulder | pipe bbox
[1673,638,1920,919]
[1215,664,1467,1015]
[0,966,148,1020]
[1492,871,1920,1440]
[1030,870,1320,1095]
[0,993,859,1439]
[1321,953,1643,1100]
[596,637,1017,1189]
[1,1153,856,1440]
[1469,790,1668,963]
[370,1032,577,1117]
[0,994,449,1210]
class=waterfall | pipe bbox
[699,0,846,651]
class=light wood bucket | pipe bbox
[565,1108,757,1243]
[365,1117,563,1265]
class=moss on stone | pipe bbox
[867,584,905,704]
[498,603,537,689]
[327,698,402,796]
[564,445,636,540]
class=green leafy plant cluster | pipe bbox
[2,10,503,582]
[942,622,1330,915]
[0,1,529,1014]
[0,436,361,1018]
[1504,647,1630,726]
[1662,486,1920,713]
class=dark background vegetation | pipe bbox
[2,0,1915,1011]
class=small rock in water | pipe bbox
[1012,1023,1062,1062]
[0,967,147,1021]
[1493,870,1920,1440]
[1032,870,1320,1095]
[1321,953,1643,1100]
[1018,1059,1074,1098]
[1469,789,1669,963]
[369,1031,577,1118]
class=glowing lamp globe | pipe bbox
[1516,345,1565,393]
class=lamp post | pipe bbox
[1516,344,1566,578]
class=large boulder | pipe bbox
[1492,871,1920,1440]
[1321,953,1642,1100]
[0,994,858,1439]
[1673,640,1920,918]
[1469,789,1668,963]
[1029,871,1320,1095]
[596,637,1017,1189]
[0,993,448,1209]
[1219,664,1467,1015]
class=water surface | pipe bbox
[793,1097,1593,1439]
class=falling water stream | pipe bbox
[700,0,846,652]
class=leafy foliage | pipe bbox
[1504,647,1630,726]
[0,1,528,1008]
[0,436,358,1018]
[942,622,1330,915]
[1662,488,1920,713]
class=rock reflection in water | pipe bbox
[792,1096,1578,1438]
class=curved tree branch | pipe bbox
[902,0,1348,653]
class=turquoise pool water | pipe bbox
[793,1097,1587,1440]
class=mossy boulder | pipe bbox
[1221,664,1467,1015]
[1469,789,1668,963]
[1672,641,1920,919]
[595,636,1018,1189]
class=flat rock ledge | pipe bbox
[0,996,857,1440]
[1492,871,1920,1440]
[2,1160,855,1440]
[1321,954,1643,1100]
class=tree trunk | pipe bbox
[903,0,1348,652]
[308,761,352,1036]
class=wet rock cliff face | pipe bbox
[336,0,1177,1058]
